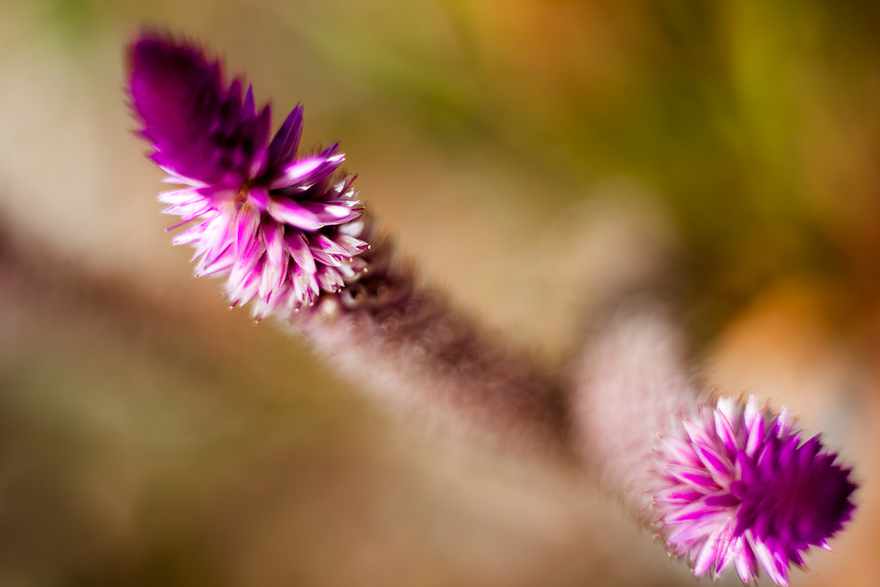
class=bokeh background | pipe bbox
[1,1,879,585]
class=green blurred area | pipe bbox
[2,1,880,585]
[21,0,880,322]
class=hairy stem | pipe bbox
[291,238,571,457]
[569,301,702,521]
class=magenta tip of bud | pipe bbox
[127,32,370,320]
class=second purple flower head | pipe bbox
[654,396,856,585]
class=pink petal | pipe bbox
[714,409,739,458]
[694,442,733,486]
[734,537,758,583]
[309,247,343,267]
[693,526,724,576]
[267,198,323,231]
[312,233,351,256]
[670,466,720,491]
[335,234,370,255]
[233,204,261,257]
[745,413,766,458]
[317,267,344,292]
[300,202,361,225]
[285,233,317,274]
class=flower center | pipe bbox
[235,183,250,207]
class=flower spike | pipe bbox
[128,32,368,318]
[572,303,858,587]
[655,395,857,585]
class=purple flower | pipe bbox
[127,33,369,319]
[654,395,856,586]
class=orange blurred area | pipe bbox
[2,1,880,585]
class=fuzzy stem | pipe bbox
[291,240,571,457]
[569,301,702,521]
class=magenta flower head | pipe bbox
[655,395,857,585]
[127,32,369,319]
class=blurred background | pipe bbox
[1,0,879,585]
